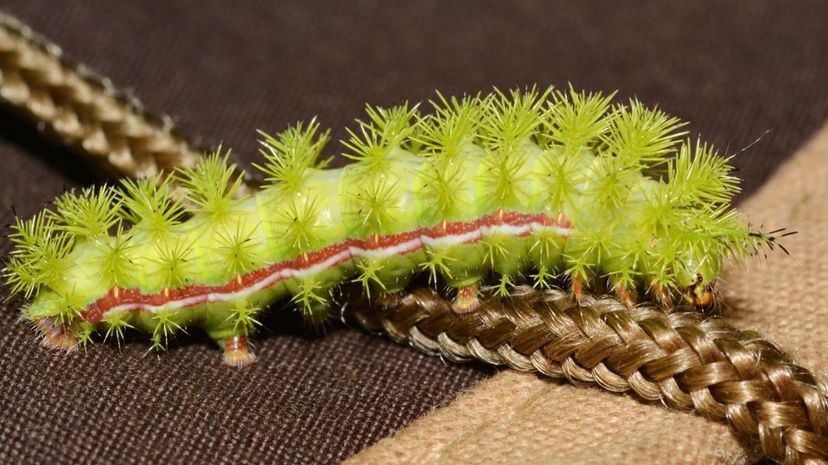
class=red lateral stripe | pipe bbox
[81,210,571,323]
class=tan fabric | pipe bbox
[346,122,828,465]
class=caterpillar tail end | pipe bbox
[221,335,257,368]
[35,317,79,352]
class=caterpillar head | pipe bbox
[676,257,719,309]
[671,223,787,309]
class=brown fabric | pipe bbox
[346,122,828,465]
[1,1,828,464]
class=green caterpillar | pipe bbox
[3,86,778,366]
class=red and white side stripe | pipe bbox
[83,210,571,323]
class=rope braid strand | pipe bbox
[343,285,828,464]
[0,12,252,190]
[1,12,826,465]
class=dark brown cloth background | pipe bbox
[1,2,827,464]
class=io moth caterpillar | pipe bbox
[3,86,781,366]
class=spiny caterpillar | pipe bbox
[3,86,781,367]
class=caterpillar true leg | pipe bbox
[651,284,673,309]
[570,275,584,304]
[613,284,636,309]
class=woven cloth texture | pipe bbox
[1,1,828,464]
[345,122,828,465]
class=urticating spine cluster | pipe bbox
[3,86,770,363]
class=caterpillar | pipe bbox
[3,86,781,367]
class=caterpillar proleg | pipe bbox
[3,86,781,366]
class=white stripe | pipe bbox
[101,219,572,318]
[421,229,481,247]
[288,249,352,279]
[348,237,423,259]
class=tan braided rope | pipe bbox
[2,11,827,465]
[343,285,828,464]
[0,11,255,191]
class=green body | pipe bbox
[4,87,769,355]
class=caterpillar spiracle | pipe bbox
[3,86,782,367]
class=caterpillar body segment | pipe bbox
[4,86,776,366]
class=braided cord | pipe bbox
[2,12,826,465]
[344,286,828,464]
[0,13,215,180]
